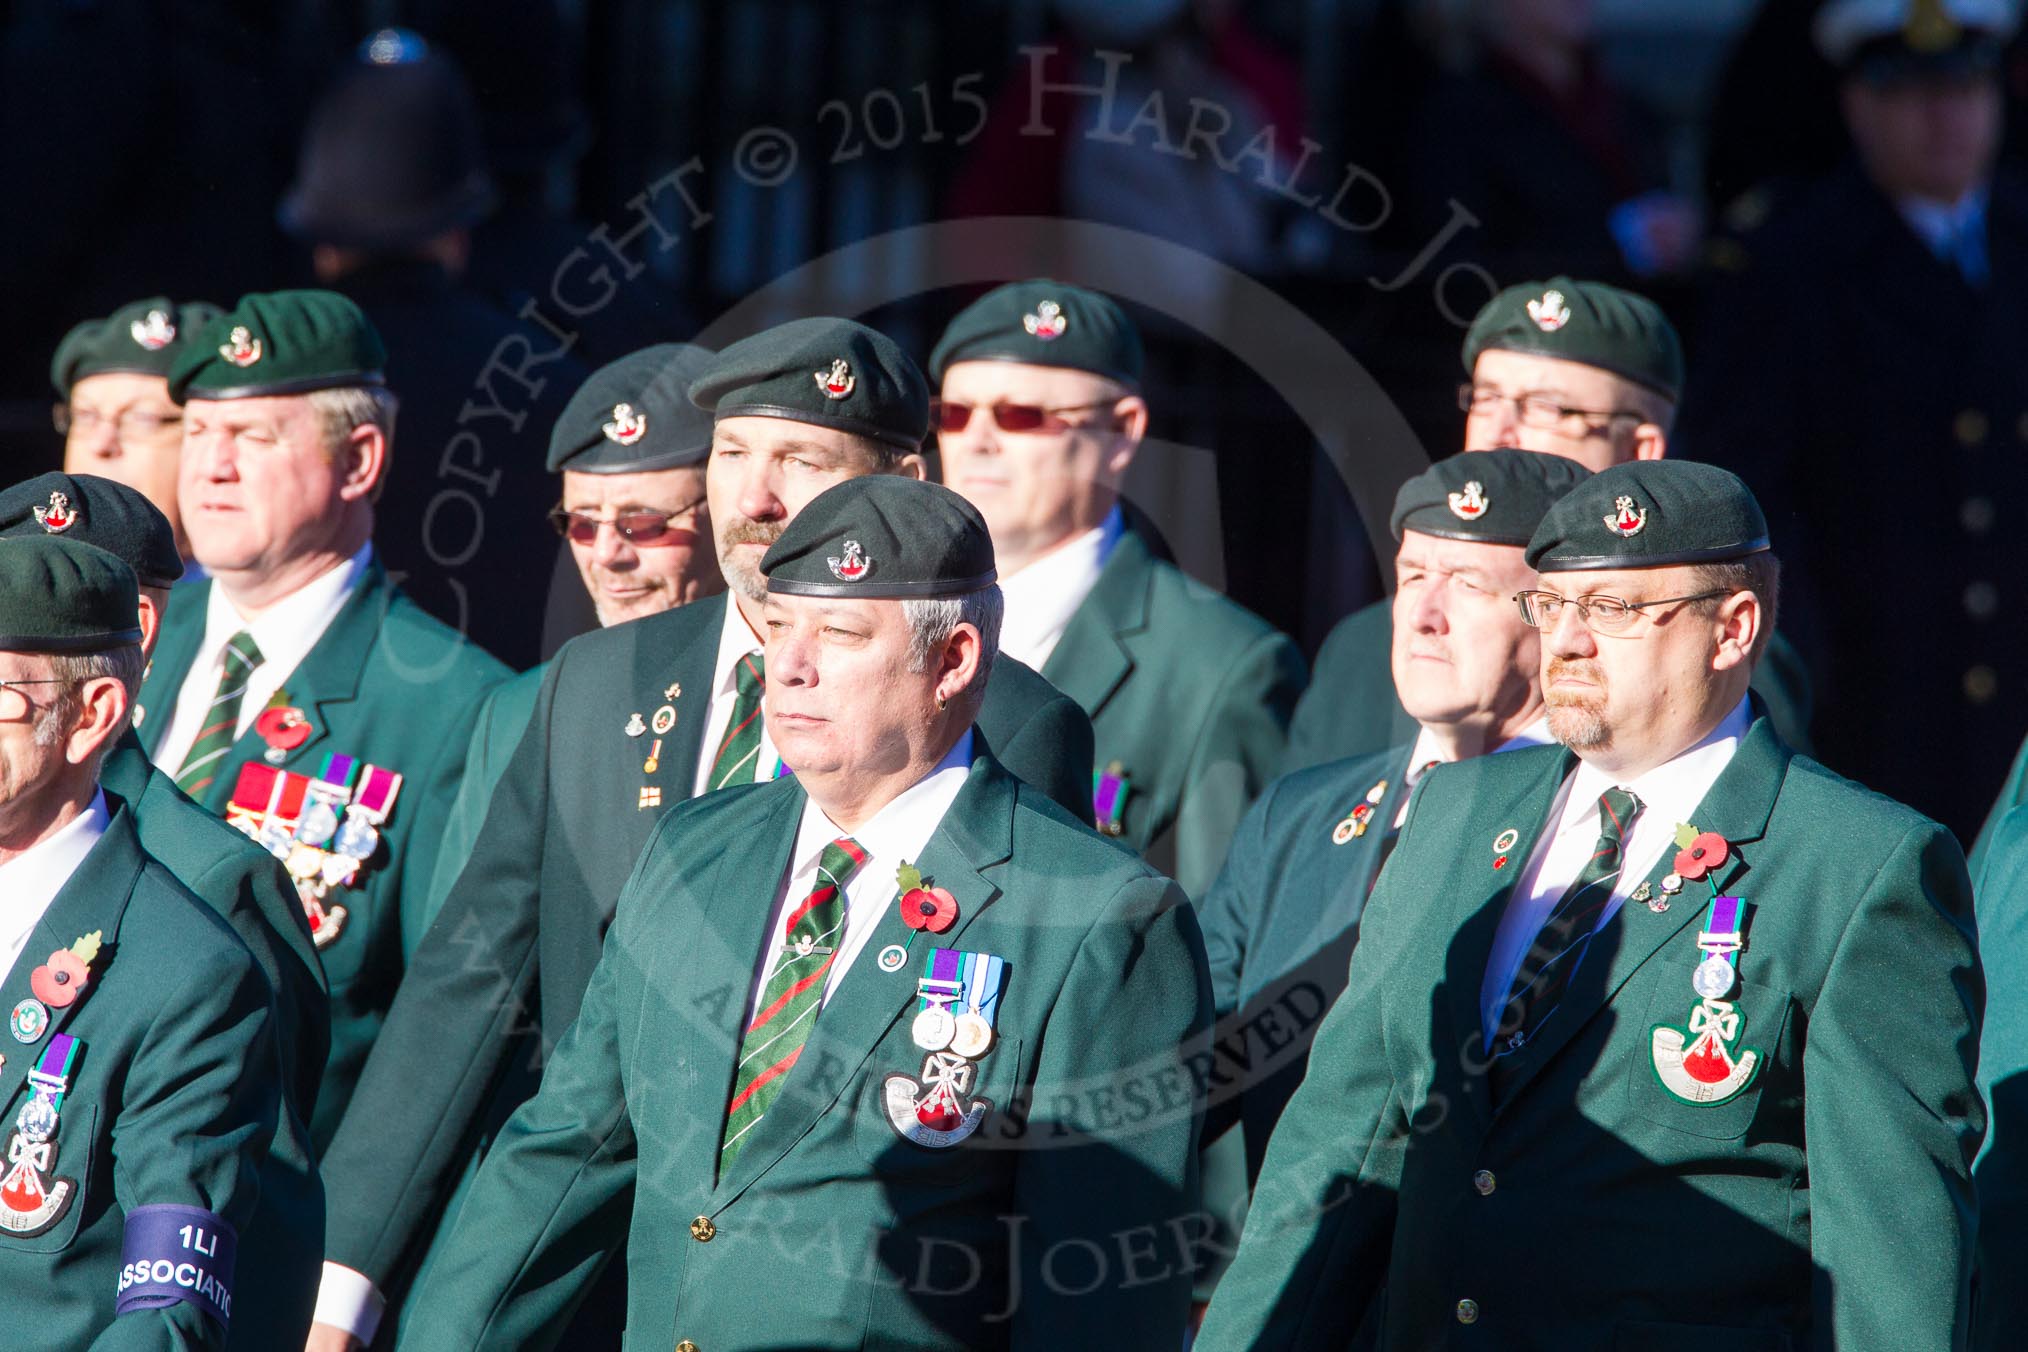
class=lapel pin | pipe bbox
[651,705,677,735]
[643,738,662,775]
[876,944,909,973]
[1493,827,1519,854]
[664,682,682,701]
[255,706,313,765]
[9,999,49,1045]
[28,933,100,1011]
[624,712,647,738]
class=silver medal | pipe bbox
[912,1005,956,1052]
[1692,954,1736,1001]
[950,1011,995,1059]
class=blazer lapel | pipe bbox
[635,593,724,816]
[714,757,1017,1203]
[0,806,147,1123]
[1041,533,1154,721]
[1434,749,1577,1130]
[193,565,392,814]
[134,579,211,757]
[1489,717,1791,1113]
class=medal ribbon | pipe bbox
[311,752,359,798]
[918,948,964,1012]
[962,952,1005,1028]
[352,766,402,821]
[1698,895,1747,974]
[27,1035,78,1114]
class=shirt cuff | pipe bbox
[315,1262,386,1344]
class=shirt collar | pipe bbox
[995,507,1123,668]
[202,543,372,674]
[712,594,767,702]
[1404,714,1556,788]
[1899,184,1988,253]
[792,729,976,875]
[1566,696,1752,835]
[0,790,109,920]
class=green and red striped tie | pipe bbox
[174,630,263,798]
[720,836,866,1172]
[708,652,766,791]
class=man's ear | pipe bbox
[66,674,129,766]
[1631,423,1668,461]
[336,422,388,503]
[889,452,929,482]
[934,623,984,707]
[1711,590,1762,673]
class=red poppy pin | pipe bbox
[30,932,102,1010]
[255,705,313,758]
[896,862,957,935]
[1671,826,1731,882]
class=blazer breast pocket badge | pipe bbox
[885,948,1004,1148]
[1651,892,1762,1105]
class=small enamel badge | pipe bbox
[827,539,871,582]
[1448,481,1490,521]
[219,326,262,367]
[9,1001,48,1045]
[624,712,647,737]
[815,358,855,400]
[602,402,647,445]
[651,705,677,735]
[32,491,76,535]
[664,682,682,701]
[1023,299,1068,340]
[1094,762,1131,837]
[1527,288,1571,332]
[1333,779,1390,844]
[1493,828,1519,854]
[1604,495,1647,537]
[130,309,176,350]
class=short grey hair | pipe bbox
[307,384,400,455]
[36,645,146,774]
[901,585,1003,705]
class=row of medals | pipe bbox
[912,993,994,1060]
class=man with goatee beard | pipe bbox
[305,319,1095,1352]
[1199,459,1983,1352]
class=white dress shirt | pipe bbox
[1900,185,1989,282]
[745,730,975,1024]
[1478,698,1751,1048]
[152,545,372,775]
[691,597,783,796]
[1396,716,1554,829]
[994,507,1123,671]
[0,792,109,984]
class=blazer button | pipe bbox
[1966,665,1999,706]
[1456,1298,1481,1324]
[676,1341,700,1352]
[689,1215,716,1242]
[1472,1169,1496,1196]
[1957,408,1990,446]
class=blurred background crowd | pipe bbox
[7,0,2022,840]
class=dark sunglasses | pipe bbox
[931,398,1116,435]
[548,499,703,546]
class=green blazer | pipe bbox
[99,744,329,1349]
[1968,740,2028,876]
[1198,716,1983,1352]
[318,591,1096,1305]
[1972,805,2028,1350]
[1285,597,1818,771]
[136,561,510,1150]
[421,665,546,917]
[1043,530,1307,898]
[398,752,1210,1351]
[0,807,278,1351]
[1197,744,1408,1183]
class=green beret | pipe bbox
[1525,460,1771,573]
[168,290,388,403]
[51,297,224,396]
[688,318,928,453]
[0,474,183,588]
[549,344,717,473]
[1391,449,1591,547]
[1463,277,1683,400]
[0,536,142,653]
[927,279,1144,386]
[761,476,995,600]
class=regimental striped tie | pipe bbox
[1492,786,1643,1079]
[720,836,868,1173]
[174,631,264,799]
[708,652,766,791]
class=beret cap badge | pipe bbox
[32,492,77,535]
[219,326,263,368]
[129,310,176,351]
[1527,289,1572,333]
[1022,299,1068,341]
[1605,495,1648,537]
[815,358,855,401]
[827,540,872,582]
[601,402,648,446]
[1447,481,1490,521]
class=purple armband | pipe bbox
[115,1204,237,1327]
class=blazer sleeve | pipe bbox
[1195,783,1283,1146]
[393,677,500,955]
[1807,821,1983,1352]
[1174,631,1306,901]
[1975,807,2028,1350]
[393,895,641,1352]
[1192,837,1417,1352]
[319,663,560,1286]
[1008,873,1210,1348]
[94,935,279,1352]
[993,689,1098,825]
